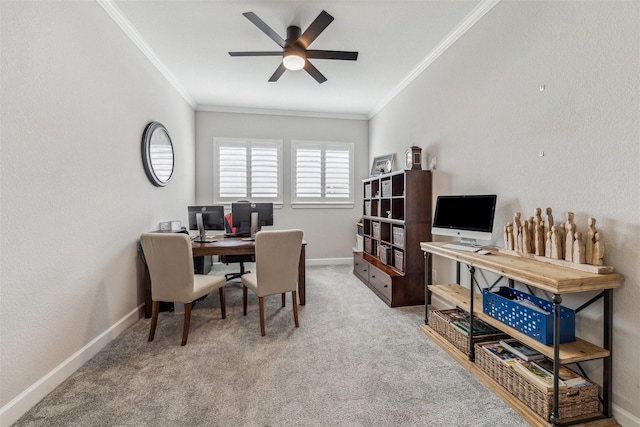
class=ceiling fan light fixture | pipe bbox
[283,50,305,71]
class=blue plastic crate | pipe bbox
[482,287,575,345]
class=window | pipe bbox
[292,140,354,206]
[214,138,282,204]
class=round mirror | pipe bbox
[142,122,174,187]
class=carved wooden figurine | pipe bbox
[573,231,586,264]
[534,208,543,229]
[592,232,604,266]
[522,220,532,254]
[563,212,575,261]
[506,222,514,250]
[528,216,536,253]
[586,218,597,265]
[545,230,552,257]
[544,207,554,236]
[551,226,562,259]
[514,212,522,252]
[535,223,545,256]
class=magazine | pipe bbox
[481,343,519,365]
[512,360,567,392]
[499,338,544,361]
[533,359,587,387]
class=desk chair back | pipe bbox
[141,233,195,302]
[221,212,254,281]
[140,233,226,345]
[254,229,303,296]
[241,229,303,336]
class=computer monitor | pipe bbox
[431,195,497,246]
[231,202,273,236]
[188,206,225,243]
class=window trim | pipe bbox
[291,140,355,208]
[213,137,283,205]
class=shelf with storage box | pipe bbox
[354,169,432,307]
[420,242,624,427]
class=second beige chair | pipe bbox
[241,229,303,336]
[140,233,227,346]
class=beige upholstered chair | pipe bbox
[140,233,227,346]
[241,229,303,336]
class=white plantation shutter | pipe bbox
[325,146,351,198]
[214,138,282,204]
[292,141,354,205]
[251,143,279,198]
[218,143,248,199]
[295,145,322,198]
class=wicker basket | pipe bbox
[475,343,600,420]
[428,309,505,354]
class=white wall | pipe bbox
[0,2,196,423]
[369,1,639,424]
[195,111,369,261]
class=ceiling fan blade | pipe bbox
[298,10,334,48]
[242,12,285,48]
[268,63,287,82]
[306,50,358,61]
[303,60,327,84]
[229,51,283,57]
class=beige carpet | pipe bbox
[13,264,528,427]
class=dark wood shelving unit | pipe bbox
[353,169,432,307]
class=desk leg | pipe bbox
[298,244,306,305]
[144,264,152,319]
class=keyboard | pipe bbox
[224,233,251,238]
[443,243,481,252]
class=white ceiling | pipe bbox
[104,0,491,118]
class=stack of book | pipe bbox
[512,360,568,391]
[499,338,544,361]
[480,342,519,365]
[435,308,502,336]
[532,358,590,388]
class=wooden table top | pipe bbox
[421,242,624,294]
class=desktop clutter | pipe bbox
[500,208,611,273]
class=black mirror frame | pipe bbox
[141,121,174,187]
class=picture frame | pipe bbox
[370,154,395,176]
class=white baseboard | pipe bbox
[0,305,144,427]
[614,405,640,427]
[306,257,352,266]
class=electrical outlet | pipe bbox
[432,269,437,282]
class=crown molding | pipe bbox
[368,0,501,119]
[97,0,197,109]
[197,105,368,121]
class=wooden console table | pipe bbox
[421,242,624,427]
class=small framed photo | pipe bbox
[370,154,395,176]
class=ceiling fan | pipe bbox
[228,10,358,84]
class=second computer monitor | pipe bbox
[231,202,273,233]
[187,205,225,231]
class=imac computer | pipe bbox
[231,202,273,238]
[431,194,497,248]
[188,205,225,243]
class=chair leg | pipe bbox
[243,286,248,315]
[181,302,192,346]
[148,301,160,342]
[219,287,226,319]
[292,291,299,328]
[259,296,266,336]
[281,293,286,307]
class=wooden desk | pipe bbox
[143,236,307,318]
